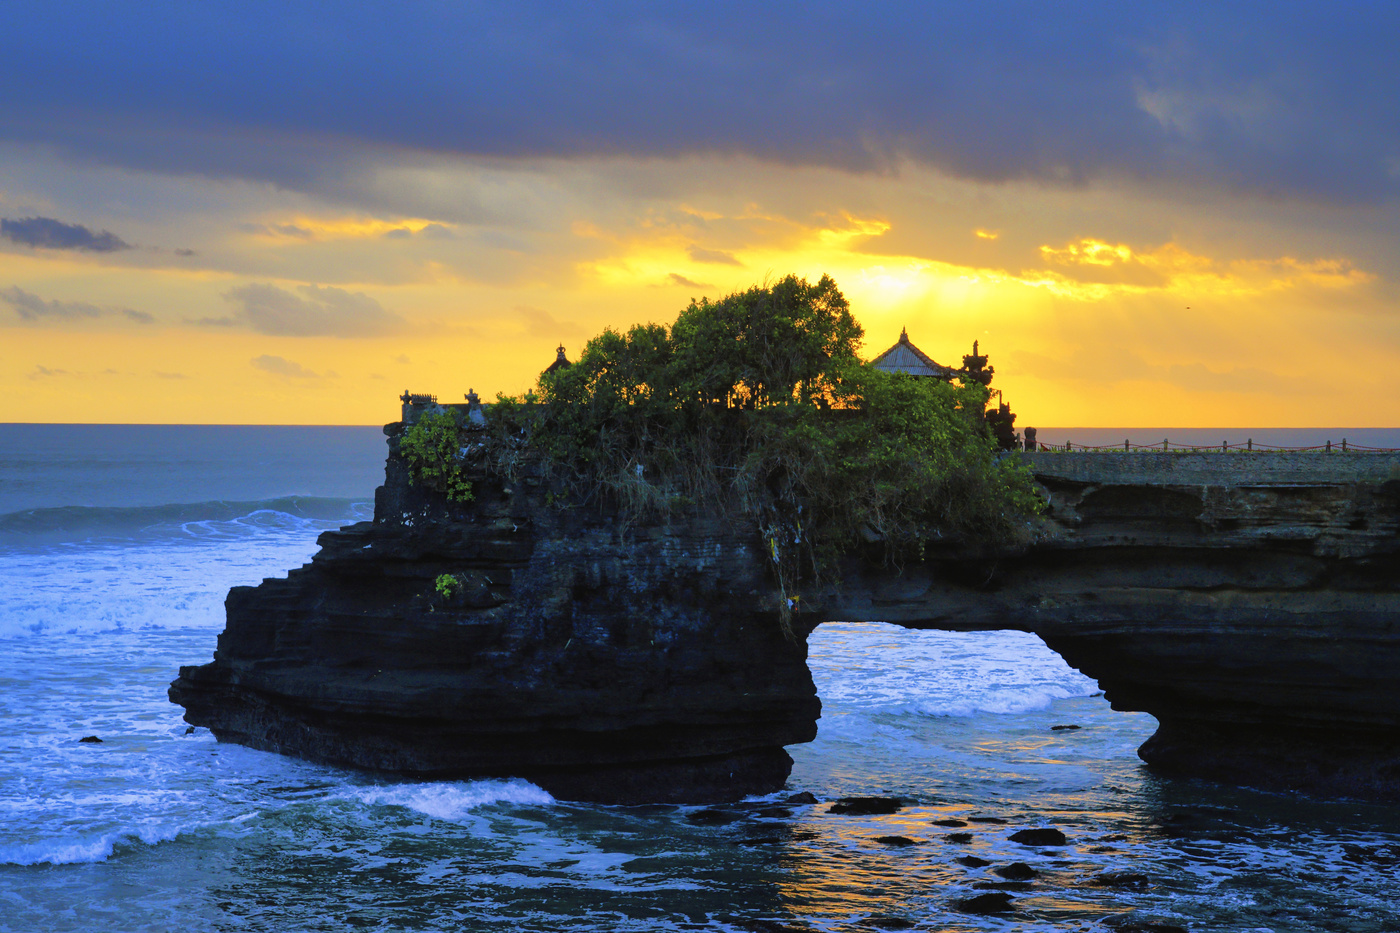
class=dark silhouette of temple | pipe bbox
[870,330,1022,450]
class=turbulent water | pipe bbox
[2,424,1398,932]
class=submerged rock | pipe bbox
[872,835,920,847]
[828,796,904,815]
[1009,828,1068,846]
[954,892,1014,914]
[1091,870,1152,889]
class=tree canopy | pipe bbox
[482,274,1043,636]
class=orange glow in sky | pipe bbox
[0,161,1392,428]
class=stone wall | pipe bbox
[1023,450,1400,485]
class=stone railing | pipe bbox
[1022,450,1400,485]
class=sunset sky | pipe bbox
[2,2,1397,426]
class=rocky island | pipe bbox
[170,426,818,802]
[172,275,1400,803]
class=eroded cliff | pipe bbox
[170,423,818,803]
[172,432,1400,803]
[825,452,1400,800]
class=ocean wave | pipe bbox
[0,496,372,545]
[353,780,555,821]
[0,822,188,866]
[900,682,1098,717]
[808,623,1100,717]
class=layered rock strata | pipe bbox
[170,424,818,803]
[173,430,1400,802]
[825,453,1400,801]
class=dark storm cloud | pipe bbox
[199,283,406,337]
[0,3,1396,203]
[1,216,132,252]
[1,285,151,323]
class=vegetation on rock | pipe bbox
[434,573,460,599]
[399,410,475,502]
[484,273,1044,637]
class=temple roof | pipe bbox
[544,344,572,374]
[868,328,955,378]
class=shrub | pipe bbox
[434,573,460,598]
[399,410,474,502]
[487,274,1042,637]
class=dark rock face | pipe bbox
[828,796,905,815]
[170,426,818,803]
[954,891,1015,914]
[172,428,1400,804]
[1009,828,1067,847]
[825,453,1400,802]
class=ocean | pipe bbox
[1,424,1398,932]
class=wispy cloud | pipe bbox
[687,245,742,265]
[237,221,314,240]
[1,216,132,252]
[1,285,151,323]
[251,354,319,378]
[512,305,585,338]
[666,273,710,289]
[197,283,406,337]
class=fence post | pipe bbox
[1066,441,1072,451]
[1222,441,1226,452]
[1248,438,1252,451]
[1326,440,1332,452]
[1163,439,1168,451]
[1343,438,1348,452]
[1124,439,1129,451]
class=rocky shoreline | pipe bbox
[823,458,1400,801]
[171,420,818,803]
[172,425,1400,802]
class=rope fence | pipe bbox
[1034,438,1400,453]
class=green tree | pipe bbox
[493,274,1042,637]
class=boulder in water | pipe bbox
[1010,827,1068,846]
[994,862,1039,880]
[954,892,1014,914]
[828,796,903,815]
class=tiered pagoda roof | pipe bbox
[868,328,956,379]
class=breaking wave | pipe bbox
[353,780,556,821]
[0,496,371,546]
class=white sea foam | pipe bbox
[809,622,1098,716]
[354,779,555,821]
[0,822,188,866]
[0,522,339,638]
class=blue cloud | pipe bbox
[0,2,1395,202]
[1,216,131,251]
[1,285,151,323]
[200,282,406,337]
